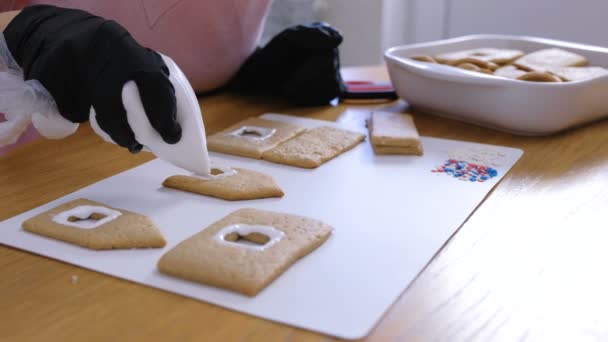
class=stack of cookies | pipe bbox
[412,47,608,82]
[368,111,423,155]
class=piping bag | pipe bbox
[0,35,212,177]
[90,54,212,177]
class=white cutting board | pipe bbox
[0,113,523,339]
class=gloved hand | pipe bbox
[3,4,181,153]
[227,22,346,106]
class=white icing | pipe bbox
[228,126,276,140]
[214,224,285,251]
[190,164,238,181]
[52,205,122,229]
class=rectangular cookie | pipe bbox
[22,198,166,250]
[514,48,588,72]
[261,126,365,168]
[494,65,528,79]
[545,66,608,82]
[157,208,333,296]
[368,111,423,155]
[206,117,306,159]
[163,167,284,201]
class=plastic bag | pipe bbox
[0,33,77,147]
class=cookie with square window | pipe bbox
[162,166,284,201]
[22,198,166,250]
[206,117,306,159]
[157,208,333,296]
[261,126,365,168]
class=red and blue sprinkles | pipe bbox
[432,159,498,182]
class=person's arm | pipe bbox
[2,6,181,152]
[0,11,19,32]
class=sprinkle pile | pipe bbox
[432,159,498,182]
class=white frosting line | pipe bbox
[189,164,237,181]
[52,205,122,229]
[214,224,285,251]
[228,125,276,141]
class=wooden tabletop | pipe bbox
[2,65,608,341]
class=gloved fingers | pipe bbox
[89,107,116,145]
[133,69,181,144]
[92,102,143,153]
[0,113,32,147]
[273,22,343,50]
[32,111,79,139]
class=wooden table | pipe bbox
[2,66,608,341]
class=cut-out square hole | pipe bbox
[210,168,224,176]
[214,224,285,251]
[240,130,263,138]
[224,231,270,246]
[53,205,123,229]
[68,213,107,222]
[228,126,276,140]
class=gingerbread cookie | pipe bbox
[368,111,423,156]
[546,66,608,82]
[456,63,494,75]
[163,166,284,201]
[517,71,563,82]
[514,48,588,72]
[494,65,528,79]
[435,48,524,65]
[410,55,438,63]
[22,199,166,250]
[206,117,305,159]
[157,208,333,296]
[261,126,365,168]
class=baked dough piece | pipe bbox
[517,71,563,82]
[157,208,333,296]
[546,66,608,81]
[514,48,588,72]
[22,198,166,250]
[261,126,365,168]
[163,167,284,201]
[207,117,306,159]
[435,48,524,65]
[368,111,423,155]
[494,65,528,79]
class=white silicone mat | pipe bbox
[0,113,523,339]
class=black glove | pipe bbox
[4,4,181,153]
[227,22,346,106]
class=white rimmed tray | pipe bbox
[0,113,523,339]
[385,34,608,135]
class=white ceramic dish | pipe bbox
[384,34,608,135]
